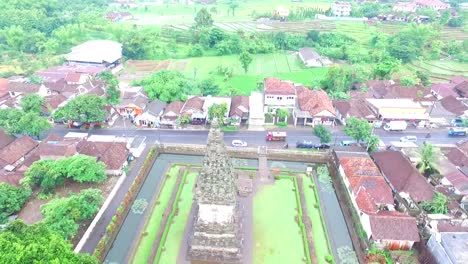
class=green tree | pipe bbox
[440,10,450,25]
[58,155,106,183]
[0,183,31,224]
[448,17,464,27]
[22,159,65,194]
[208,103,228,122]
[17,112,52,138]
[195,8,213,28]
[417,70,431,87]
[139,70,197,102]
[418,143,438,175]
[239,50,253,74]
[421,192,449,214]
[276,108,289,123]
[321,65,352,95]
[365,135,380,152]
[388,25,436,62]
[53,95,107,124]
[41,189,103,239]
[373,57,401,80]
[99,71,120,105]
[0,221,98,264]
[200,78,220,96]
[20,94,44,113]
[344,117,372,143]
[226,0,239,16]
[313,124,332,143]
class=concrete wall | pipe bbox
[159,143,330,163]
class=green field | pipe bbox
[131,166,181,263]
[157,171,197,264]
[302,175,332,264]
[126,52,328,95]
[115,1,332,26]
[409,60,468,82]
[253,178,306,264]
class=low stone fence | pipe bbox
[159,143,330,163]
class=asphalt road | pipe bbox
[50,126,463,147]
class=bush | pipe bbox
[448,17,464,27]
[277,121,287,127]
[188,44,203,57]
[326,255,333,263]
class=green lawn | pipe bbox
[131,166,180,264]
[253,178,306,264]
[302,175,332,264]
[156,171,198,264]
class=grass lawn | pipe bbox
[156,171,198,264]
[253,178,306,264]
[131,166,180,263]
[302,175,332,264]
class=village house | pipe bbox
[332,1,352,16]
[248,91,265,130]
[366,98,429,123]
[133,99,166,127]
[0,136,39,183]
[37,65,107,82]
[0,78,9,100]
[273,6,290,19]
[293,87,336,126]
[298,48,326,67]
[454,81,468,98]
[440,95,468,116]
[202,95,232,122]
[414,0,450,10]
[229,96,249,125]
[428,232,468,264]
[105,11,133,22]
[334,150,420,250]
[393,2,418,13]
[115,91,149,119]
[7,78,51,98]
[160,100,184,128]
[263,77,296,113]
[333,99,377,125]
[0,130,14,149]
[66,40,123,71]
[76,139,129,176]
[372,151,434,205]
[181,96,206,125]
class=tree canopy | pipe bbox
[239,51,253,74]
[98,71,120,105]
[22,155,107,194]
[139,70,198,102]
[195,8,213,28]
[421,192,449,214]
[314,124,332,143]
[41,189,103,239]
[0,220,98,264]
[344,117,373,143]
[0,108,51,137]
[208,103,228,121]
[20,94,44,113]
[418,143,439,176]
[53,95,107,123]
[0,183,31,224]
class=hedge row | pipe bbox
[93,147,158,262]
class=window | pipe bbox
[277,96,282,100]
[286,96,294,100]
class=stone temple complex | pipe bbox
[188,119,243,263]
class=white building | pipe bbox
[66,40,123,70]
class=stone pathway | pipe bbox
[147,167,186,264]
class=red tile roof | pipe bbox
[444,170,468,195]
[372,151,434,202]
[163,100,184,117]
[229,96,249,118]
[77,141,128,170]
[0,129,15,149]
[339,157,394,214]
[43,94,68,112]
[264,77,295,95]
[181,96,204,114]
[445,147,468,167]
[65,73,82,83]
[370,211,420,242]
[296,87,335,116]
[440,95,468,115]
[0,172,24,186]
[333,99,376,120]
[0,78,8,98]
[454,81,468,98]
[0,136,38,165]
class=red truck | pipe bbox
[266,131,287,141]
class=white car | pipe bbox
[400,136,417,143]
[231,140,247,147]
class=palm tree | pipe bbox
[418,143,438,176]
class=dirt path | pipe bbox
[147,167,186,264]
[297,175,318,264]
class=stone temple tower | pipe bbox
[188,119,243,263]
